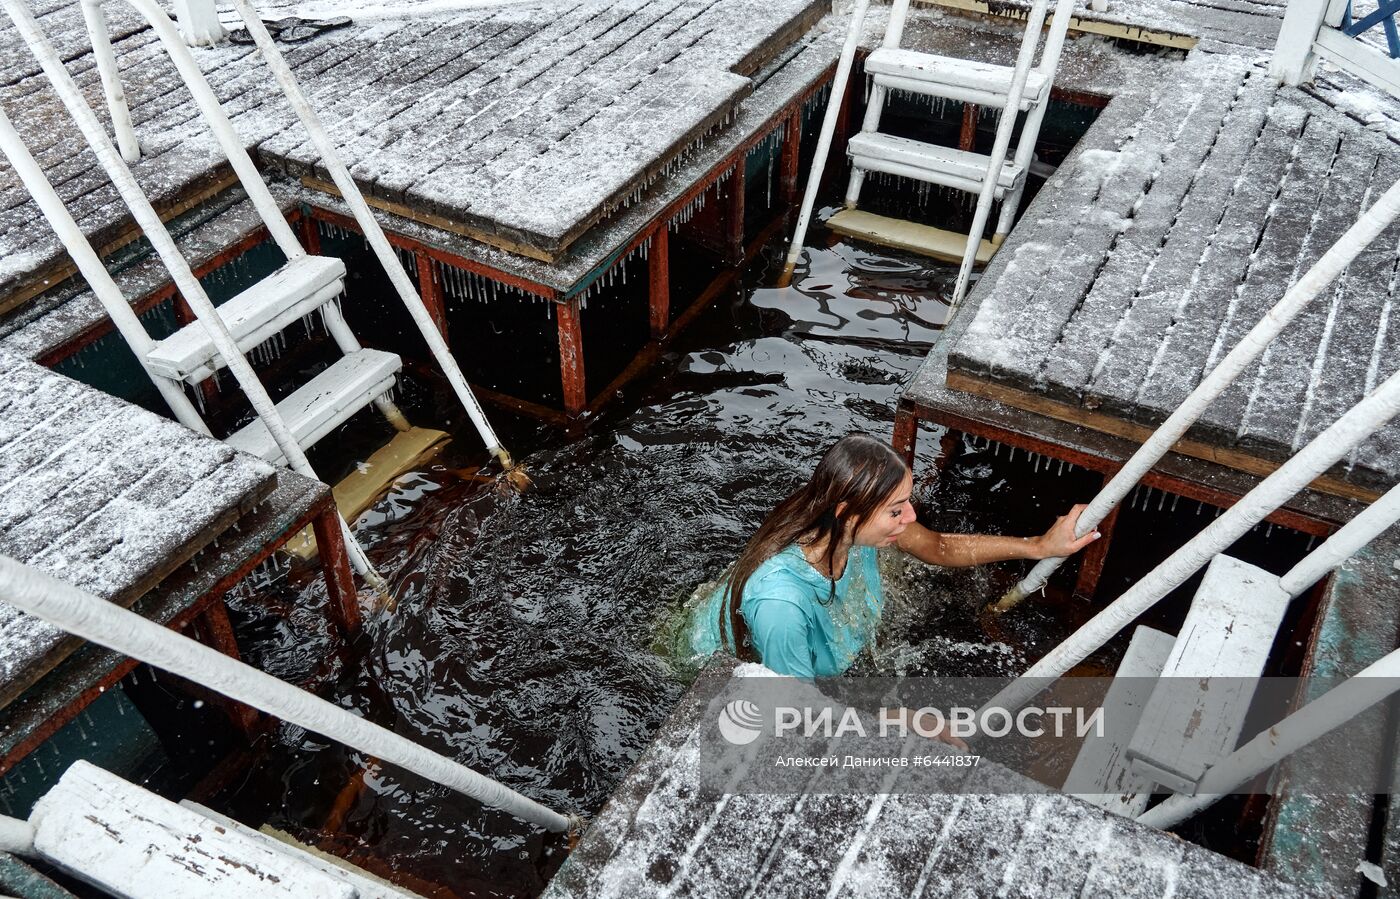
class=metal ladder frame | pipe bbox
[78,0,520,478]
[782,0,1075,308]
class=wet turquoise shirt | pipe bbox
[687,544,885,678]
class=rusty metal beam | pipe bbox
[557,299,587,417]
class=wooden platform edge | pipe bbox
[945,369,1385,504]
[913,0,1200,50]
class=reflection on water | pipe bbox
[221,230,1079,896]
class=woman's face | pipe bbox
[852,471,916,547]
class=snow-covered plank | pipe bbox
[1063,625,1175,818]
[1126,554,1292,794]
[30,761,353,899]
[1044,57,1250,408]
[0,352,275,704]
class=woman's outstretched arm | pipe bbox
[895,503,1099,568]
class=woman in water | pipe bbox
[691,433,1098,679]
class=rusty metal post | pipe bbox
[195,602,262,735]
[414,251,448,339]
[724,166,746,265]
[557,298,587,417]
[312,506,362,636]
[1072,499,1120,601]
[649,226,670,339]
[892,401,919,469]
[780,110,801,209]
[959,103,979,152]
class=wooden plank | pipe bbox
[914,0,1203,49]
[1127,554,1292,793]
[1042,59,1252,406]
[1062,626,1175,817]
[946,368,1385,502]
[826,209,995,264]
[1078,72,1274,412]
[31,761,354,898]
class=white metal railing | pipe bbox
[2,0,387,588]
[0,554,575,834]
[1273,0,1400,96]
[981,357,1400,717]
[994,176,1400,612]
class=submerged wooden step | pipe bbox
[826,210,997,265]
[283,426,450,560]
[227,349,401,465]
[146,255,347,384]
[864,47,1049,110]
[181,801,417,899]
[1127,554,1291,794]
[1062,625,1175,817]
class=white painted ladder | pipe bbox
[784,0,1076,307]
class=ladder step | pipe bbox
[826,209,996,265]
[847,133,1024,199]
[1062,625,1176,818]
[227,349,401,465]
[865,47,1050,111]
[146,255,347,384]
[1126,554,1292,794]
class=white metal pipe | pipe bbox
[782,0,872,280]
[0,814,35,857]
[3,0,385,588]
[994,0,1075,237]
[1138,644,1400,830]
[78,0,140,163]
[319,301,412,431]
[170,0,226,46]
[0,102,209,435]
[995,175,1400,612]
[1279,479,1400,596]
[884,0,913,48]
[0,555,574,834]
[982,361,1400,718]
[844,82,887,206]
[224,0,514,472]
[949,0,1048,310]
[97,0,304,260]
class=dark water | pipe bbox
[213,221,1250,894]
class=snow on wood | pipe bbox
[0,351,275,701]
[1126,555,1291,793]
[946,45,1400,489]
[30,760,353,898]
[543,656,1325,898]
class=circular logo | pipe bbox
[717,699,763,745]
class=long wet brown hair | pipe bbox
[720,433,910,660]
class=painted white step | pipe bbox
[30,761,352,898]
[864,47,1051,110]
[847,133,1025,199]
[180,801,418,898]
[227,349,401,465]
[1127,554,1291,794]
[146,255,347,384]
[1062,625,1175,818]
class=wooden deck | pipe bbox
[938,50,1400,494]
[0,351,276,707]
[0,0,828,305]
[545,655,1324,898]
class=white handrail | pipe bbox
[948,0,1048,310]
[0,554,575,834]
[1138,644,1400,830]
[994,176,1400,612]
[981,359,1400,718]
[223,0,520,478]
[2,0,385,588]
[781,0,872,283]
[79,0,139,162]
[0,103,209,436]
[1280,479,1400,595]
